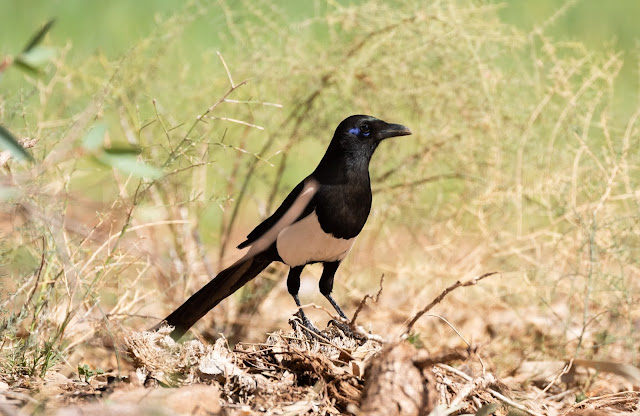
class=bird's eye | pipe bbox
[360,124,370,137]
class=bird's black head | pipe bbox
[332,115,412,160]
[314,115,412,183]
[337,114,411,145]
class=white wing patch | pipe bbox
[239,178,319,262]
[276,210,355,267]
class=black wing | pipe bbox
[237,179,317,249]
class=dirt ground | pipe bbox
[1,274,639,416]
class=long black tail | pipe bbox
[153,248,275,340]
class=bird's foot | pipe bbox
[291,310,325,340]
[327,319,369,344]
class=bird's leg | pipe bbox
[319,261,349,322]
[319,262,367,342]
[326,294,348,320]
[287,265,321,333]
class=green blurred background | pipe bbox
[0,0,640,99]
[2,0,639,107]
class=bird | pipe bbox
[154,115,411,340]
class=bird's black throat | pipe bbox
[313,133,377,185]
[312,134,375,239]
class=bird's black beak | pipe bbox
[379,123,412,140]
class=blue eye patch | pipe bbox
[348,127,370,137]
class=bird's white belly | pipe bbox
[276,211,355,266]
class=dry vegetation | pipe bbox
[0,0,639,414]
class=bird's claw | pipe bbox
[291,310,324,339]
[328,319,368,344]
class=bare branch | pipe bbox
[217,51,235,88]
[404,272,498,334]
[204,116,264,130]
[350,274,384,327]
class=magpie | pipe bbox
[154,115,412,340]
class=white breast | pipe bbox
[276,211,355,267]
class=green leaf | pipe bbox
[97,152,162,179]
[103,146,142,156]
[22,19,56,53]
[0,124,33,162]
[475,404,499,416]
[15,46,56,70]
[83,123,107,151]
[12,58,40,75]
[10,19,57,76]
[505,408,528,416]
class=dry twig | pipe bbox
[404,272,498,334]
[350,274,384,327]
